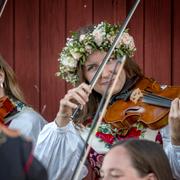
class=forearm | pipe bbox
[164,144,180,179]
[161,126,180,179]
[171,136,180,146]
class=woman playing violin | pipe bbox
[0,55,46,146]
[34,22,180,180]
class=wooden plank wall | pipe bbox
[0,0,180,124]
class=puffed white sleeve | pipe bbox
[8,108,46,146]
[34,121,88,180]
[160,125,180,179]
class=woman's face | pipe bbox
[83,51,126,95]
[100,146,156,180]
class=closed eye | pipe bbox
[100,169,123,179]
[86,64,98,71]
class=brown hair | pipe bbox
[112,139,173,180]
[0,55,26,103]
[75,56,143,123]
[73,24,143,123]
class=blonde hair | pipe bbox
[0,55,26,104]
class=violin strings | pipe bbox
[142,92,171,108]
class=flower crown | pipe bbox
[57,22,136,85]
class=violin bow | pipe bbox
[72,0,141,179]
[0,0,8,18]
[72,56,126,180]
[71,0,140,120]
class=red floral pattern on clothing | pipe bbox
[96,132,114,144]
[88,122,163,179]
[88,148,104,178]
[117,127,141,140]
[85,117,163,179]
[155,131,163,144]
[95,122,144,147]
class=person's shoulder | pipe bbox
[19,107,47,122]
[9,107,47,127]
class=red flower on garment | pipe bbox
[155,131,163,144]
[96,132,115,144]
[117,127,141,140]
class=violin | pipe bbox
[104,77,180,131]
[0,96,20,137]
[0,96,15,123]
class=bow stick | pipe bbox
[0,0,8,18]
[72,0,141,179]
[71,0,141,121]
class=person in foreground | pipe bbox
[0,122,47,180]
[0,55,46,146]
[34,22,180,180]
[100,139,173,180]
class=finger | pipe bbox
[79,83,92,94]
[64,89,87,106]
[171,98,179,110]
[76,88,89,102]
[70,91,87,105]
[70,83,91,103]
[64,101,78,109]
[170,98,179,118]
[177,98,180,117]
[60,98,78,109]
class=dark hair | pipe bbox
[112,139,173,180]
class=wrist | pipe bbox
[171,135,180,146]
[55,112,71,127]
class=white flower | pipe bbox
[58,22,136,84]
[61,55,77,68]
[128,37,136,50]
[108,35,115,44]
[85,45,93,54]
[56,72,61,76]
[92,28,105,46]
[116,32,135,50]
[79,34,86,42]
[121,32,132,44]
[66,38,73,46]
[70,49,82,59]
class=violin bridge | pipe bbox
[130,88,143,104]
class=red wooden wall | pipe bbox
[0,0,180,123]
